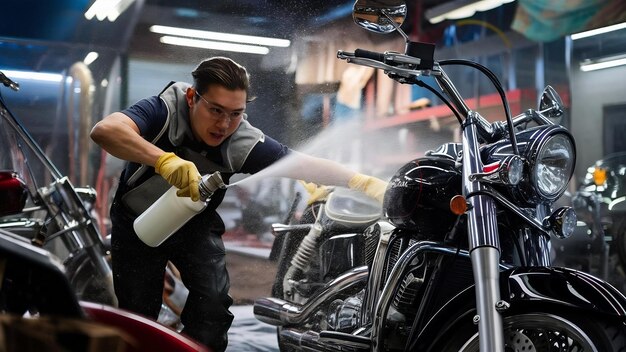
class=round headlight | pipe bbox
[533,133,575,200]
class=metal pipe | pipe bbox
[371,241,478,350]
[462,111,504,352]
[279,329,333,351]
[254,266,368,326]
[68,62,94,186]
[361,221,394,326]
[0,103,63,179]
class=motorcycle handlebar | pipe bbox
[354,48,385,62]
[508,109,556,129]
[0,71,19,92]
[340,48,547,148]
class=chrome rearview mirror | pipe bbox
[539,85,565,124]
[353,0,407,34]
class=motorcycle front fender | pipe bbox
[413,266,626,350]
[504,266,626,314]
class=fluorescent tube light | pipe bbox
[571,21,626,40]
[426,0,515,24]
[1,70,64,83]
[83,52,99,66]
[85,0,136,22]
[159,36,270,55]
[580,55,626,72]
[150,25,290,48]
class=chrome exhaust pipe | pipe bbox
[280,328,370,351]
[280,329,328,351]
[253,297,301,326]
[253,266,368,326]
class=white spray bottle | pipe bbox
[133,171,226,247]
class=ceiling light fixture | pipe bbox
[571,21,626,40]
[159,36,270,55]
[580,54,626,72]
[1,70,64,83]
[425,0,515,24]
[85,0,136,22]
[83,52,99,66]
[150,25,291,48]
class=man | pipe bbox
[90,56,386,351]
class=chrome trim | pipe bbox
[254,266,368,326]
[520,228,551,266]
[463,112,500,250]
[471,247,505,352]
[462,111,504,351]
[362,221,395,326]
[371,241,510,350]
[470,186,551,236]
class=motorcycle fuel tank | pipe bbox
[0,171,27,217]
[383,155,461,237]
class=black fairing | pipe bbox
[383,153,461,238]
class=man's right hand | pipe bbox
[155,152,201,201]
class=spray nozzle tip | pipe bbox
[198,172,227,199]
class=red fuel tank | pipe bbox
[0,171,27,217]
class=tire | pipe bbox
[438,310,626,351]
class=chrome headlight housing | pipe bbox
[480,125,576,206]
[526,126,576,202]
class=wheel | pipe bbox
[438,311,626,351]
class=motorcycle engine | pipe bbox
[326,292,364,332]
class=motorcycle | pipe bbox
[254,1,626,351]
[0,69,191,330]
[0,70,116,305]
[0,227,208,351]
[0,71,211,350]
[552,153,626,292]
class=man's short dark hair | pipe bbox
[192,57,255,102]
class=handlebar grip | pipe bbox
[354,48,385,63]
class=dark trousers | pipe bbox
[110,200,234,352]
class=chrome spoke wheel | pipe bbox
[458,313,598,352]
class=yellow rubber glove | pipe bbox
[155,152,201,201]
[348,173,388,203]
[299,181,332,206]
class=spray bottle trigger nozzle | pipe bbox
[199,171,226,200]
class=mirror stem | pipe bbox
[382,10,409,42]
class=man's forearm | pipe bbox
[276,152,356,187]
[90,113,164,167]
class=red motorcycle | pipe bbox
[0,71,208,351]
[0,227,208,351]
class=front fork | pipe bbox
[462,111,505,352]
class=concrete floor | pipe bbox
[226,248,280,351]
